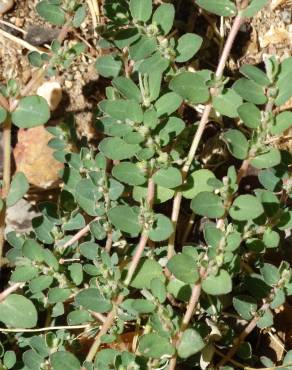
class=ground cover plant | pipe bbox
[0,0,292,369]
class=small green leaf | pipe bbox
[129,36,156,61]
[175,33,202,63]
[257,309,273,329]
[196,0,237,16]
[11,266,38,282]
[233,295,257,320]
[12,96,50,128]
[0,107,7,123]
[50,351,80,370]
[73,4,86,27]
[112,76,142,102]
[149,214,173,242]
[112,162,146,186]
[138,333,174,359]
[241,0,268,17]
[178,329,205,358]
[153,167,182,189]
[229,195,264,221]
[154,92,182,117]
[202,270,232,295]
[251,148,281,169]
[213,89,243,118]
[129,0,152,22]
[75,178,101,217]
[130,259,165,289]
[138,52,170,74]
[99,137,140,160]
[276,57,292,106]
[170,72,209,104]
[233,78,267,104]
[75,288,112,313]
[167,254,199,284]
[222,129,249,160]
[3,351,16,369]
[271,111,292,134]
[48,288,71,304]
[99,99,143,122]
[0,294,37,328]
[95,55,122,78]
[6,172,29,207]
[108,205,141,234]
[191,192,225,218]
[260,263,280,286]
[36,1,66,25]
[150,278,166,303]
[182,169,215,199]
[69,263,83,286]
[263,229,280,248]
[29,275,53,293]
[152,3,175,35]
[240,64,270,86]
[238,102,261,128]
[67,310,93,325]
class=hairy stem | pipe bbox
[62,217,100,249]
[83,178,155,363]
[0,282,22,302]
[167,7,248,260]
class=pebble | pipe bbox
[0,0,14,14]
[37,81,62,111]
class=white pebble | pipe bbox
[0,0,14,14]
[37,81,62,111]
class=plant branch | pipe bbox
[0,92,9,111]
[167,8,247,260]
[0,324,90,333]
[62,217,100,249]
[0,283,22,302]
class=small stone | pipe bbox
[37,81,62,111]
[13,126,63,189]
[14,17,24,28]
[65,80,73,89]
[0,0,14,14]
[25,26,60,46]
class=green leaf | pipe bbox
[159,116,185,145]
[80,242,100,260]
[129,0,152,22]
[191,192,225,218]
[112,162,146,186]
[222,129,249,160]
[75,178,101,217]
[99,99,143,122]
[175,33,202,63]
[130,258,165,289]
[99,137,140,160]
[12,96,50,128]
[257,309,273,329]
[133,184,174,204]
[0,106,7,123]
[28,51,44,67]
[233,295,257,320]
[3,351,16,369]
[238,102,261,128]
[95,55,122,78]
[153,167,182,189]
[67,310,93,325]
[202,270,232,295]
[229,195,264,221]
[251,148,281,169]
[263,229,280,248]
[241,0,268,17]
[233,78,267,104]
[6,172,29,207]
[69,263,83,286]
[152,3,175,35]
[0,294,37,328]
[11,266,38,282]
[170,71,209,104]
[240,64,270,86]
[260,263,280,286]
[73,4,86,27]
[167,254,199,284]
[271,111,292,134]
[108,205,141,234]
[138,51,170,74]
[275,57,292,106]
[182,169,215,199]
[178,329,205,358]
[23,349,43,370]
[138,333,174,359]
[48,288,71,304]
[75,288,112,313]
[129,36,156,61]
[129,299,156,314]
[154,92,182,117]
[112,76,142,102]
[196,0,237,16]
[149,214,173,242]
[213,89,243,118]
[50,351,80,370]
[150,278,166,303]
[29,275,53,293]
[36,1,65,25]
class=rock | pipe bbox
[0,0,14,14]
[13,126,63,189]
[5,199,39,234]
[25,26,60,46]
[37,81,62,111]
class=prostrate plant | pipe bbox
[0,0,291,369]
